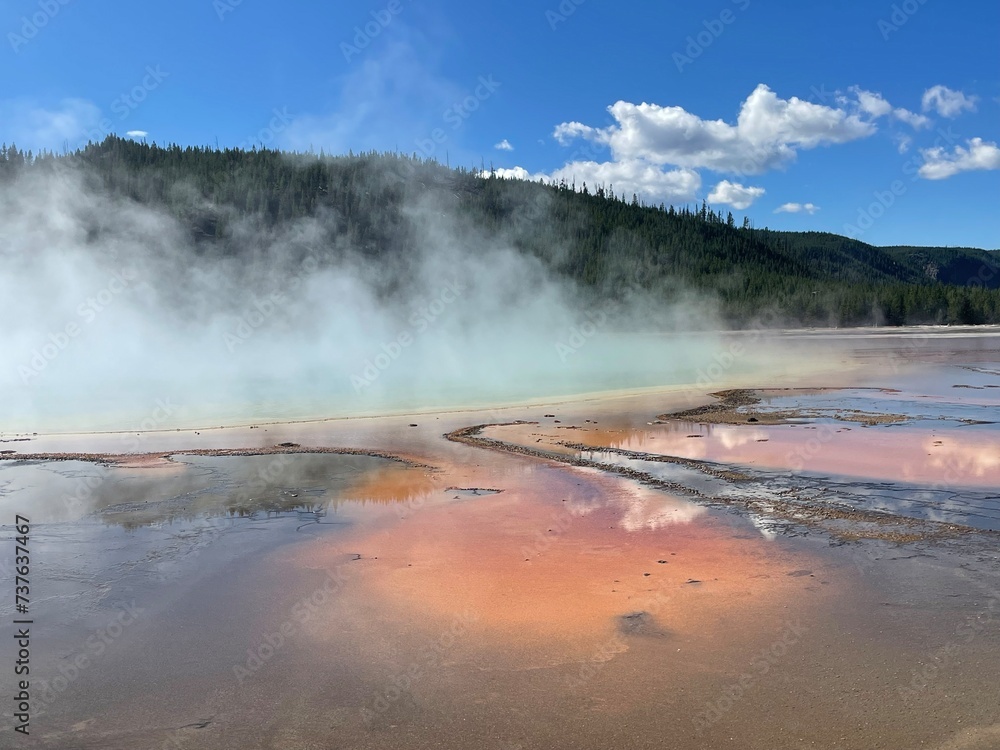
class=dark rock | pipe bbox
[618,611,671,638]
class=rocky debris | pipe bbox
[0,445,437,471]
[445,419,981,545]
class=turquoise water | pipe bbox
[1,331,793,433]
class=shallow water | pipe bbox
[2,329,1000,749]
[754,370,1000,425]
[1,331,797,433]
[0,453,435,737]
[482,355,1000,532]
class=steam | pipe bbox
[0,159,744,433]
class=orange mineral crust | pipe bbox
[295,456,838,667]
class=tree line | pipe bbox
[2,137,998,327]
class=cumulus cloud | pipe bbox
[775,202,819,214]
[892,108,931,129]
[707,180,765,209]
[848,87,930,129]
[921,85,978,118]
[494,160,701,204]
[553,84,876,175]
[852,88,893,118]
[494,139,513,151]
[493,83,950,207]
[918,137,1000,180]
[553,121,601,145]
[126,130,149,139]
[491,166,539,181]
[554,161,700,202]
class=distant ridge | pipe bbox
[2,136,998,327]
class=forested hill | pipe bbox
[2,137,998,327]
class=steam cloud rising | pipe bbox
[1,160,740,433]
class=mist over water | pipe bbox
[1,161,772,434]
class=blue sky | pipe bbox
[2,0,998,247]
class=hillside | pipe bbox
[2,137,998,327]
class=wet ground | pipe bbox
[1,327,999,749]
[479,371,1000,536]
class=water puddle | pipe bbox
[0,453,432,627]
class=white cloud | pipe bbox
[707,180,765,209]
[552,161,700,202]
[552,84,876,175]
[892,107,931,129]
[492,166,543,181]
[553,121,602,146]
[494,138,513,151]
[496,83,970,209]
[126,130,149,139]
[852,88,893,118]
[775,202,820,214]
[847,87,930,130]
[921,85,978,118]
[0,98,103,152]
[918,137,1000,180]
[493,160,701,204]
